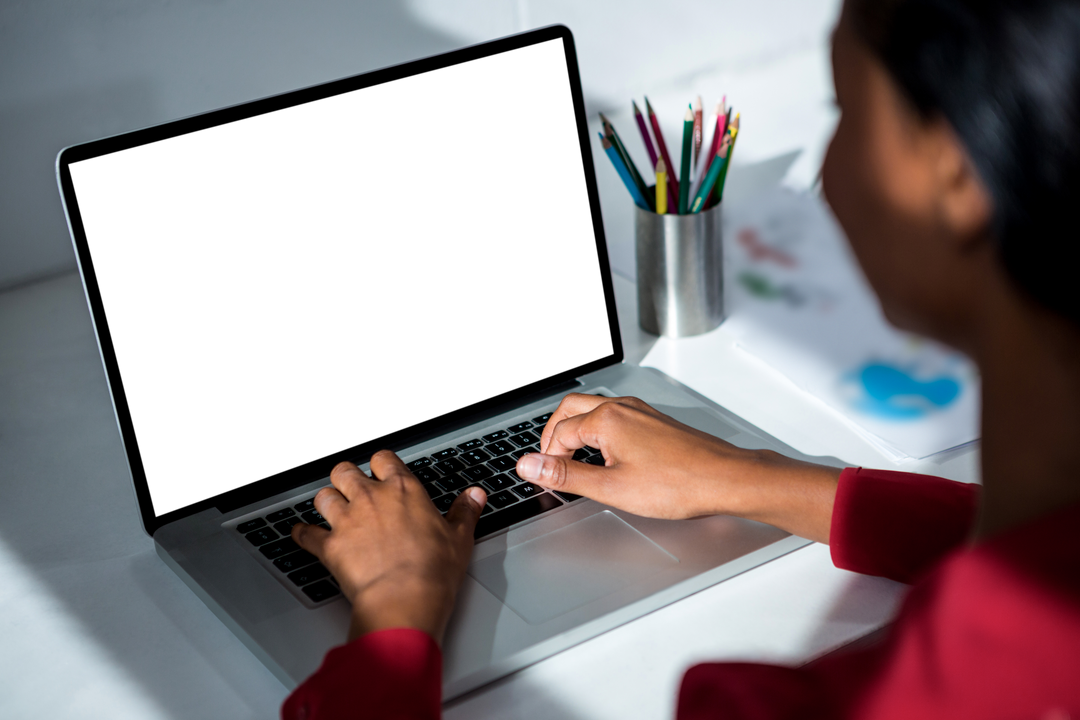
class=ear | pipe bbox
[932,122,994,250]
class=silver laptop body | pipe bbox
[57,26,832,700]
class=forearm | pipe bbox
[719,450,841,544]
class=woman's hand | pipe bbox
[291,451,486,644]
[516,393,840,543]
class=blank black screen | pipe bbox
[59,26,622,535]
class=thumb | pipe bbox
[516,452,606,495]
[445,485,486,537]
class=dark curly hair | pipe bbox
[851,0,1080,327]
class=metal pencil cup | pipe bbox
[635,202,724,337]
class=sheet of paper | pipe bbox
[642,188,980,461]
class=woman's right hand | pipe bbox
[515,393,841,543]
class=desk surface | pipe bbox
[0,267,973,720]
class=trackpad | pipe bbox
[468,511,679,625]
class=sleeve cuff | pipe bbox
[282,627,442,720]
[830,467,979,584]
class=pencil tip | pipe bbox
[684,107,694,120]
[656,156,666,173]
[632,99,641,114]
[644,96,654,113]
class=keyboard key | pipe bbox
[510,448,535,460]
[488,455,517,472]
[555,491,583,503]
[302,579,341,603]
[435,473,467,492]
[482,430,509,442]
[244,527,279,546]
[509,431,539,448]
[458,438,484,450]
[406,457,432,470]
[287,562,330,586]
[486,490,519,509]
[259,537,299,560]
[486,440,515,456]
[274,517,302,535]
[584,454,606,466]
[413,467,441,483]
[435,458,465,474]
[266,508,296,523]
[506,469,524,483]
[507,421,533,433]
[462,465,494,482]
[512,482,543,499]
[300,509,325,524]
[480,505,494,516]
[423,483,441,499]
[431,448,458,460]
[474,493,561,539]
[273,550,318,573]
[460,449,491,466]
[483,474,517,492]
[237,518,266,534]
[293,498,316,512]
[532,413,553,425]
[433,494,456,513]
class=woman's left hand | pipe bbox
[291,450,487,644]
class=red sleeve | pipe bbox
[281,628,442,720]
[829,467,979,584]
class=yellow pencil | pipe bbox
[655,157,668,215]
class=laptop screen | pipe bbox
[63,34,615,519]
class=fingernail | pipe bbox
[466,486,487,507]
[517,453,543,480]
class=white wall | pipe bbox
[0,0,841,290]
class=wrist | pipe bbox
[346,575,457,645]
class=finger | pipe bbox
[445,486,486,539]
[368,449,415,484]
[540,393,610,451]
[330,461,369,500]
[291,522,331,558]
[515,452,611,498]
[314,485,348,524]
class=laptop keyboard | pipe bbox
[232,408,602,605]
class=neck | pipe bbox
[970,271,1080,539]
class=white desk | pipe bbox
[0,262,977,720]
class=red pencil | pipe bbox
[696,100,726,189]
[645,97,679,203]
[692,96,703,174]
[632,100,659,170]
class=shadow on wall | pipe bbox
[0,0,466,292]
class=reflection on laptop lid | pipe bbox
[58,30,620,534]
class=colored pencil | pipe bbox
[645,97,679,204]
[696,100,726,191]
[678,106,693,215]
[692,96,703,175]
[690,135,731,213]
[632,100,659,170]
[655,157,668,215]
[712,113,740,205]
[600,113,653,211]
[601,133,649,210]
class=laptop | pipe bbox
[56,25,831,700]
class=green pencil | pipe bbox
[678,106,693,214]
[689,135,731,213]
[600,113,654,211]
[713,113,740,205]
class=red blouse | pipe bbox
[283,468,1080,719]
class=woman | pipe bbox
[282,0,1080,716]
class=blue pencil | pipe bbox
[600,133,649,209]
